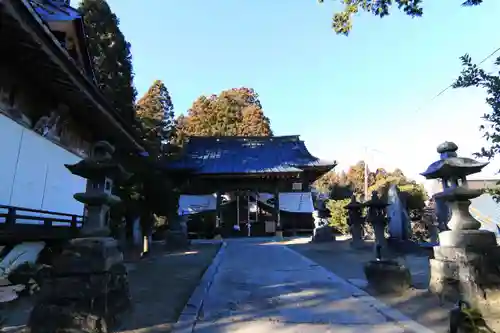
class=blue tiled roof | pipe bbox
[166,136,336,175]
[470,193,500,236]
[30,0,81,22]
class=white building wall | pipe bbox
[0,114,86,215]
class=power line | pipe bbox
[412,46,500,115]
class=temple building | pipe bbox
[0,0,144,240]
[167,136,336,237]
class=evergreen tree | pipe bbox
[240,106,273,136]
[175,87,273,142]
[135,80,175,159]
[78,0,137,123]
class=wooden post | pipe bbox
[236,191,240,228]
[247,191,250,224]
[71,215,78,237]
[274,187,281,230]
[255,191,259,224]
[215,191,222,229]
[247,191,251,237]
[6,207,16,226]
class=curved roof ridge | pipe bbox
[186,135,301,143]
[167,134,336,175]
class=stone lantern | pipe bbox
[66,141,131,236]
[363,191,411,295]
[311,198,334,243]
[364,191,389,251]
[344,195,364,248]
[28,141,132,333]
[422,141,500,330]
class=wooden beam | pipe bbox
[4,0,145,152]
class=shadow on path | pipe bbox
[192,240,431,332]
[285,237,452,333]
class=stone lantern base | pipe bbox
[311,224,335,243]
[429,230,500,331]
[439,229,497,248]
[28,237,131,333]
[364,260,411,295]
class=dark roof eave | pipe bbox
[299,162,337,170]
[300,162,337,181]
[8,0,144,152]
[190,171,303,178]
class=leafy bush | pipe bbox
[326,198,351,234]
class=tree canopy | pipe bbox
[318,0,484,35]
[314,161,428,207]
[135,80,176,159]
[453,55,500,197]
[79,0,137,123]
[316,161,428,233]
[175,87,273,143]
[77,2,181,232]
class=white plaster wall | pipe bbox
[0,114,86,215]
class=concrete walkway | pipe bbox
[192,239,436,332]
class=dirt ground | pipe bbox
[283,237,454,333]
[117,242,220,333]
[1,242,220,333]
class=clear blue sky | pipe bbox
[76,0,500,181]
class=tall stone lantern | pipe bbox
[28,141,133,333]
[365,191,389,252]
[422,141,500,330]
[344,195,365,248]
[67,141,131,236]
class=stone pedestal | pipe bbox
[165,215,190,249]
[364,260,411,295]
[430,241,500,329]
[28,238,131,333]
[312,224,335,242]
[311,211,334,243]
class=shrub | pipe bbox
[326,198,351,234]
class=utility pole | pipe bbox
[364,147,368,202]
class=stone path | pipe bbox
[191,239,435,332]
[286,238,452,332]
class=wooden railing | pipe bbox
[0,205,85,241]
